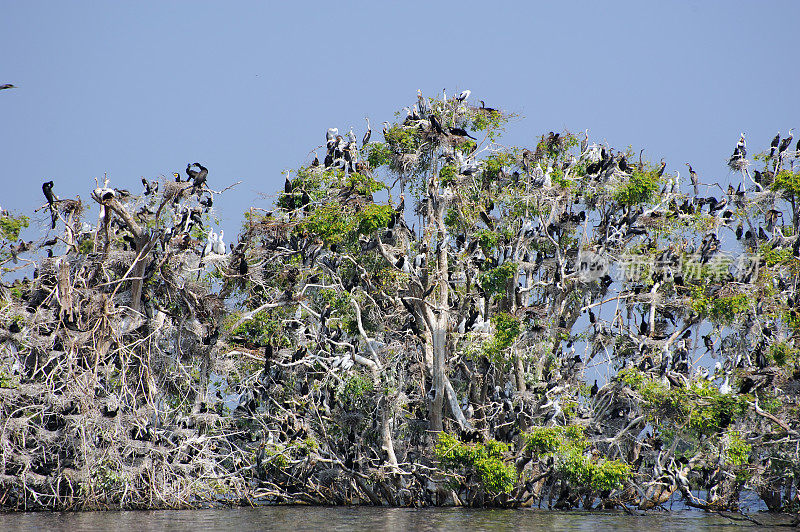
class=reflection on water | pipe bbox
[0,506,790,531]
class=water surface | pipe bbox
[0,506,788,531]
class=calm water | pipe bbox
[0,507,791,531]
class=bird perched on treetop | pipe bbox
[769,132,780,158]
[188,163,208,194]
[42,181,57,228]
[778,129,794,157]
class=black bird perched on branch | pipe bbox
[42,181,57,228]
[185,163,198,181]
[429,115,445,136]
[686,163,699,196]
[778,129,794,157]
[448,126,476,140]
[729,133,746,167]
[141,177,158,196]
[479,100,498,114]
[656,159,666,177]
[769,132,780,158]
[618,155,631,174]
[189,163,208,194]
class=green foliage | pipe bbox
[550,167,571,189]
[771,169,800,197]
[522,426,630,491]
[78,237,94,254]
[435,432,516,495]
[439,164,457,187]
[0,212,29,242]
[0,368,18,389]
[337,372,374,411]
[481,312,521,363]
[479,262,516,297]
[614,170,661,206]
[523,425,586,455]
[470,109,509,141]
[482,153,514,181]
[301,202,352,244]
[620,368,749,438]
[364,142,393,168]
[761,244,795,267]
[475,229,500,253]
[769,341,799,368]
[231,310,281,347]
[355,204,393,235]
[347,172,386,196]
[690,286,749,325]
[91,458,124,495]
[383,124,422,154]
[724,430,751,467]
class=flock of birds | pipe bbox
[16,161,227,273]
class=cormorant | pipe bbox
[769,132,780,158]
[590,380,599,397]
[42,181,57,228]
[479,100,497,113]
[618,155,631,173]
[186,163,199,181]
[656,159,666,177]
[686,163,699,196]
[0,84,15,90]
[199,194,213,210]
[429,115,445,135]
[448,126,476,140]
[141,177,158,196]
[190,163,208,194]
[778,129,794,156]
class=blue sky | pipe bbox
[1,1,799,233]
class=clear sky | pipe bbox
[1,1,799,233]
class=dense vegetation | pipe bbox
[1,93,799,521]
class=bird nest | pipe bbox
[161,180,192,200]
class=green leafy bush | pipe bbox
[614,170,661,206]
[435,432,516,495]
[0,212,29,241]
[479,262,516,297]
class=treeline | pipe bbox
[0,92,799,518]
